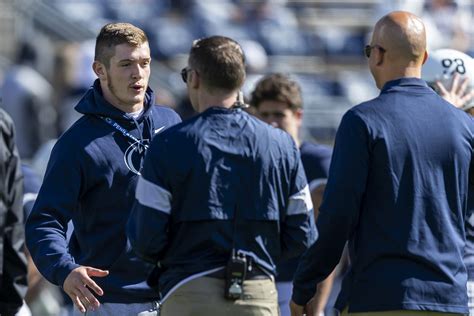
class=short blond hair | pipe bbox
[94,22,148,67]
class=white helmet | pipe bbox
[422,48,474,111]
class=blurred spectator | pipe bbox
[422,0,472,52]
[103,0,166,25]
[374,0,424,18]
[240,0,308,56]
[1,41,57,160]
[188,0,242,38]
[148,16,196,60]
[54,40,96,133]
[240,39,268,73]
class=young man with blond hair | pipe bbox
[26,23,181,316]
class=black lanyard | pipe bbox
[100,116,149,149]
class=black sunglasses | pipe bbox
[364,45,386,58]
[181,67,192,83]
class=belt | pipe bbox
[207,266,271,280]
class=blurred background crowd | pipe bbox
[0,0,473,314]
[0,0,473,171]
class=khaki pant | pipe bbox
[72,301,158,316]
[341,306,464,316]
[160,276,279,316]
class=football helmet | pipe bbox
[422,48,474,110]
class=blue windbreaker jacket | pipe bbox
[25,80,181,303]
[127,106,317,301]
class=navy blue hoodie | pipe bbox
[25,80,181,303]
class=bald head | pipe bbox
[374,11,426,65]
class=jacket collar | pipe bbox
[380,77,429,94]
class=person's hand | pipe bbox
[290,300,306,316]
[305,296,324,316]
[436,73,474,109]
[63,266,109,313]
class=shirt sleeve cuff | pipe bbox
[291,284,314,306]
[55,262,81,287]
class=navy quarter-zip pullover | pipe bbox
[293,78,474,314]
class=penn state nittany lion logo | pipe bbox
[124,139,150,175]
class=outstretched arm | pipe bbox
[63,266,109,313]
[25,140,108,313]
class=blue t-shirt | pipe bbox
[292,78,474,314]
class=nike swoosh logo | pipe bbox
[154,126,165,134]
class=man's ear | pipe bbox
[190,69,200,89]
[422,51,428,65]
[295,108,303,120]
[295,108,303,128]
[376,48,385,66]
[93,61,106,80]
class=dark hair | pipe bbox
[95,22,148,67]
[188,36,245,92]
[250,73,302,110]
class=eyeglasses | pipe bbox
[364,45,386,58]
[181,67,192,83]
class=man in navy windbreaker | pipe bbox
[127,36,316,315]
[25,23,180,316]
[291,11,474,316]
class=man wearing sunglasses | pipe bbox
[291,11,474,316]
[127,35,316,316]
